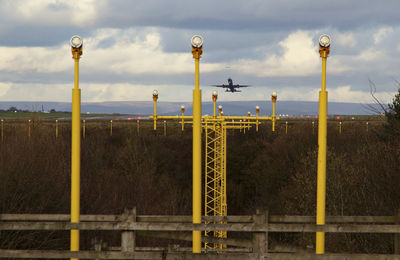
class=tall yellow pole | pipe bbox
[212,92,218,118]
[339,121,342,134]
[316,35,330,255]
[82,120,86,139]
[70,35,82,260]
[110,120,113,136]
[181,106,185,132]
[56,120,59,139]
[271,94,277,132]
[255,106,260,132]
[28,120,31,139]
[191,36,203,255]
[153,90,158,131]
[1,119,3,142]
[247,112,251,131]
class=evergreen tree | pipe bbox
[385,88,400,135]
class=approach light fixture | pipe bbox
[218,105,223,110]
[212,90,218,97]
[272,91,277,98]
[191,35,203,48]
[319,35,330,48]
[181,105,185,110]
[153,89,159,96]
[70,35,83,49]
[256,106,260,110]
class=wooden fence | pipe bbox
[1,208,400,259]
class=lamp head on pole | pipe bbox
[319,34,331,58]
[70,35,83,59]
[152,89,159,101]
[255,105,260,114]
[271,91,277,102]
[247,111,251,117]
[191,35,203,59]
[212,90,218,102]
[181,105,185,113]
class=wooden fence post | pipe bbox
[121,207,136,253]
[395,209,400,254]
[252,209,268,259]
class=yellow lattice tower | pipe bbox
[204,118,225,248]
[149,91,279,251]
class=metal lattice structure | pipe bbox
[204,119,227,249]
[149,98,279,250]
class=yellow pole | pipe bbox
[110,120,113,136]
[181,107,185,132]
[70,39,82,260]
[339,121,342,134]
[213,96,217,118]
[192,42,202,254]
[163,120,167,136]
[28,120,31,139]
[1,119,3,142]
[312,121,315,135]
[366,122,369,132]
[285,121,288,135]
[247,112,251,131]
[255,107,260,132]
[316,40,329,255]
[82,120,86,139]
[153,91,158,131]
[56,120,59,139]
[137,119,140,136]
[272,97,276,132]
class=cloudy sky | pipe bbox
[0,0,399,104]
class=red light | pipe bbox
[336,116,340,120]
[127,117,131,120]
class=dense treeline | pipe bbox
[0,117,399,253]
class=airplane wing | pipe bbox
[235,84,250,88]
[211,85,229,88]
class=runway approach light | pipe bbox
[319,35,331,47]
[272,91,277,98]
[191,35,203,48]
[70,35,83,49]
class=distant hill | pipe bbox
[0,101,382,116]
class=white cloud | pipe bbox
[336,32,356,48]
[328,85,394,103]
[1,0,103,26]
[0,82,11,96]
[232,30,320,77]
[83,29,224,75]
[0,28,224,75]
[0,45,71,73]
[373,26,393,45]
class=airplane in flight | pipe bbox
[211,78,250,93]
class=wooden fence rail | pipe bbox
[1,208,400,259]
